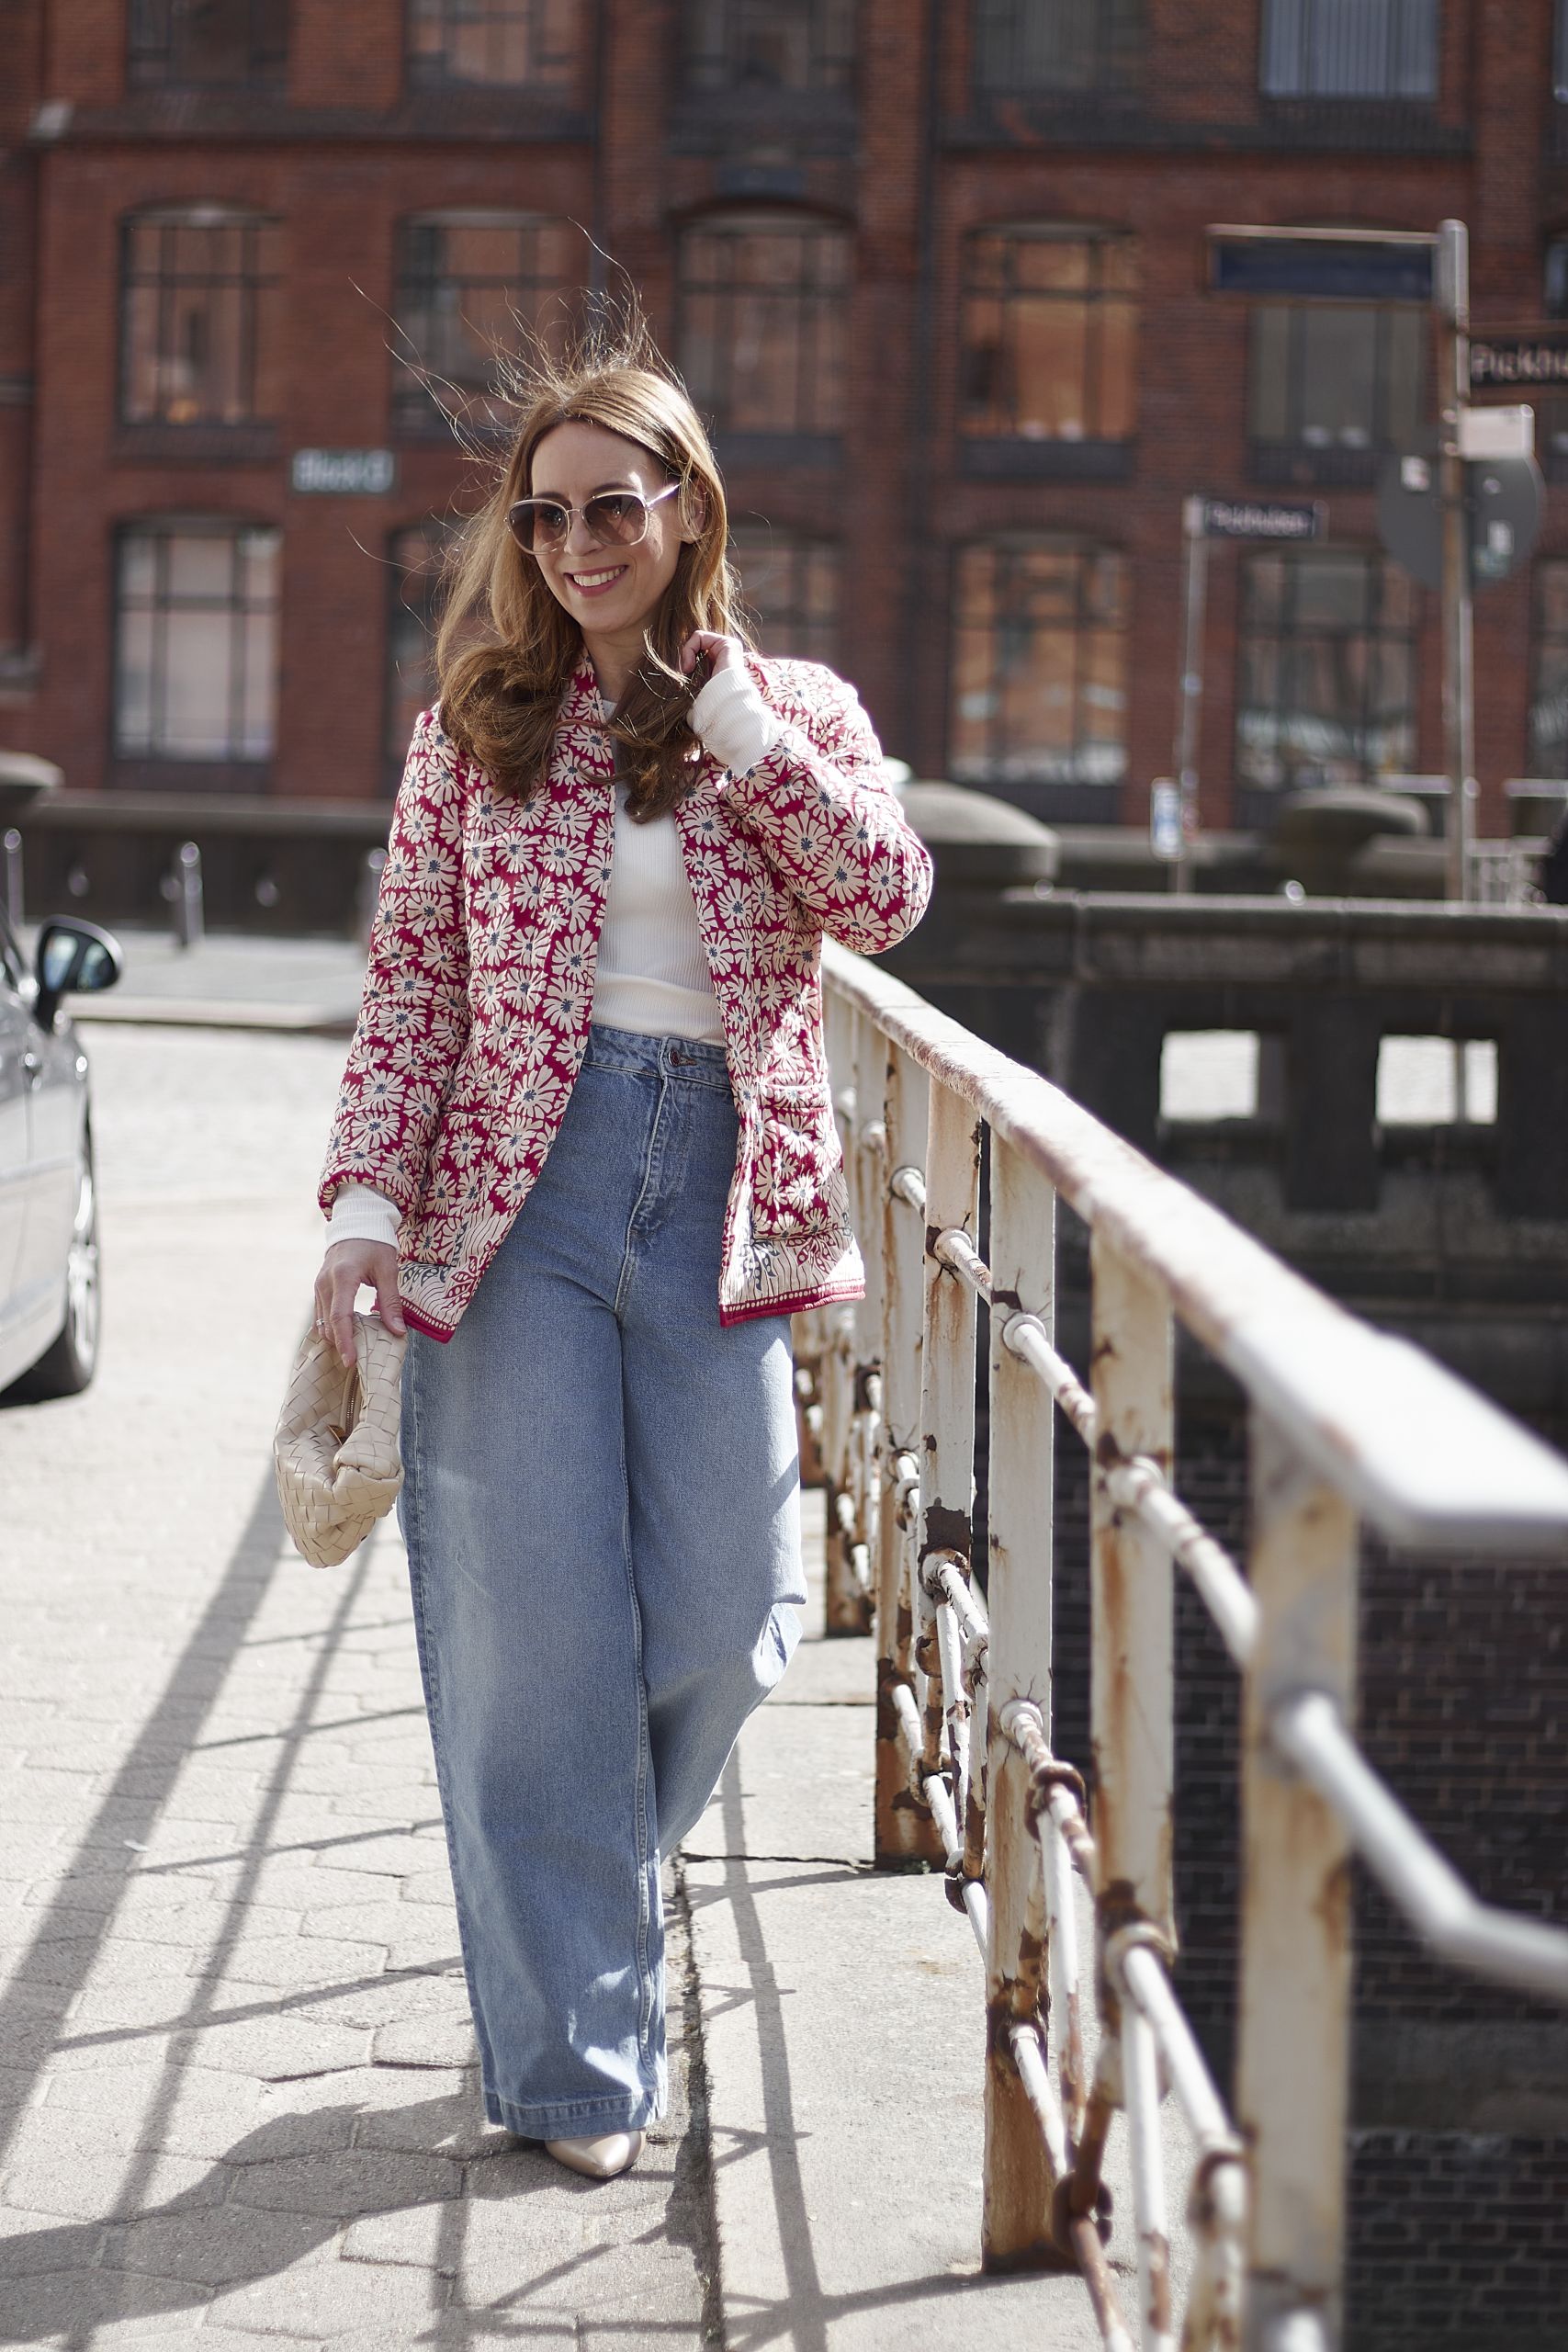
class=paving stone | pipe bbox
[368,2017,478,2073]
[199,1936,390,1992]
[226,2147,460,2220]
[0,2146,229,2222]
[201,2251,455,2338]
[0,2262,209,2335]
[100,2202,330,2287]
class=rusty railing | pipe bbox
[795,938,1568,2351]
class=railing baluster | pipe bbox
[1237,1414,1356,2352]
[1089,1232,1176,1949]
[983,1140,1062,2267]
[915,1081,981,1854]
[874,1042,939,1864]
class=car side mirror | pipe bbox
[34,918,123,1032]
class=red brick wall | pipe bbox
[6,0,1568,832]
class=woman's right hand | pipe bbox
[313,1240,406,1369]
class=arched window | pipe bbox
[950,539,1129,792]
[114,519,281,763]
[407,0,575,89]
[961,225,1136,461]
[729,525,840,664]
[119,208,281,428]
[678,212,850,441]
[392,213,582,435]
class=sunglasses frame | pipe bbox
[507,481,682,556]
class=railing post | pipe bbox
[1237,1413,1356,2352]
[982,1141,1060,2267]
[874,1041,939,1863]
[826,1002,886,1634]
[1089,1232,1175,1948]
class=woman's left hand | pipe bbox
[680,630,745,684]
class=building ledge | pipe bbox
[961,436,1134,482]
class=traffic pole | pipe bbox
[1437,220,1475,902]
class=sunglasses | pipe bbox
[507,481,682,555]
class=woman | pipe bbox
[312,337,931,2182]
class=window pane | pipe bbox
[119,208,277,426]
[677,215,850,435]
[949,539,1128,786]
[1530,558,1568,777]
[388,522,448,763]
[407,0,574,88]
[962,230,1136,443]
[729,524,840,663]
[393,213,582,427]
[1236,548,1416,790]
[1261,0,1438,97]
[114,525,277,763]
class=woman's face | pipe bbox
[523,420,697,646]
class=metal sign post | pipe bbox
[1165,496,1325,894]
[1437,221,1476,905]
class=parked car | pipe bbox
[0,911,123,1399]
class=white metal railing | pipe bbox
[796,939,1568,2352]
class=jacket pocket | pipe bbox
[750,1082,844,1241]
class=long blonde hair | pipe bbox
[434,323,750,820]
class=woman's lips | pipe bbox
[565,564,630,600]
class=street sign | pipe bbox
[1471,334,1568,390]
[1376,446,1543,591]
[1207,226,1436,303]
[1199,495,1325,541]
[291,447,397,495]
[1457,404,1534,460]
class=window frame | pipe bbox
[959,222,1137,472]
[1247,300,1427,487]
[118,206,281,432]
[728,524,840,665]
[127,0,289,88]
[385,519,449,785]
[971,0,1142,97]
[112,517,282,767]
[405,0,576,90]
[947,535,1131,797]
[1258,0,1440,102]
[1529,559,1568,782]
[682,0,857,96]
[676,209,852,446]
[390,210,581,436]
[1234,544,1419,798]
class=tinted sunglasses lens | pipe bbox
[511,501,568,551]
[583,493,648,546]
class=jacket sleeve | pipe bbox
[317,708,471,1219]
[716,668,932,956]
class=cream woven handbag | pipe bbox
[274,1312,408,1568]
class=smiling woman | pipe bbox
[307,318,931,2187]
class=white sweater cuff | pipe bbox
[325,1184,401,1250]
[690,662,782,777]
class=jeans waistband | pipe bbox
[584,1022,733,1091]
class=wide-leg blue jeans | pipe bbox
[400,1023,804,2138]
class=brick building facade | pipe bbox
[3,1,1568,839]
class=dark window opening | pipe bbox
[683,0,856,94]
[1248,301,1426,481]
[1259,0,1439,99]
[1236,548,1417,792]
[973,0,1142,96]
[128,0,289,86]
[387,522,449,775]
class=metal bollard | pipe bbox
[358,845,387,946]
[2,827,21,931]
[171,840,204,951]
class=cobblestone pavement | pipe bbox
[0,1027,716,2349]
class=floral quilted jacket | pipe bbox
[318,654,933,1340]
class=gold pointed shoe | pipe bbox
[545,2130,645,2181]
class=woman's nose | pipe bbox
[562,511,601,555]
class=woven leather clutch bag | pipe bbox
[274,1312,407,1568]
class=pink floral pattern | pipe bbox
[319,655,932,1340]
